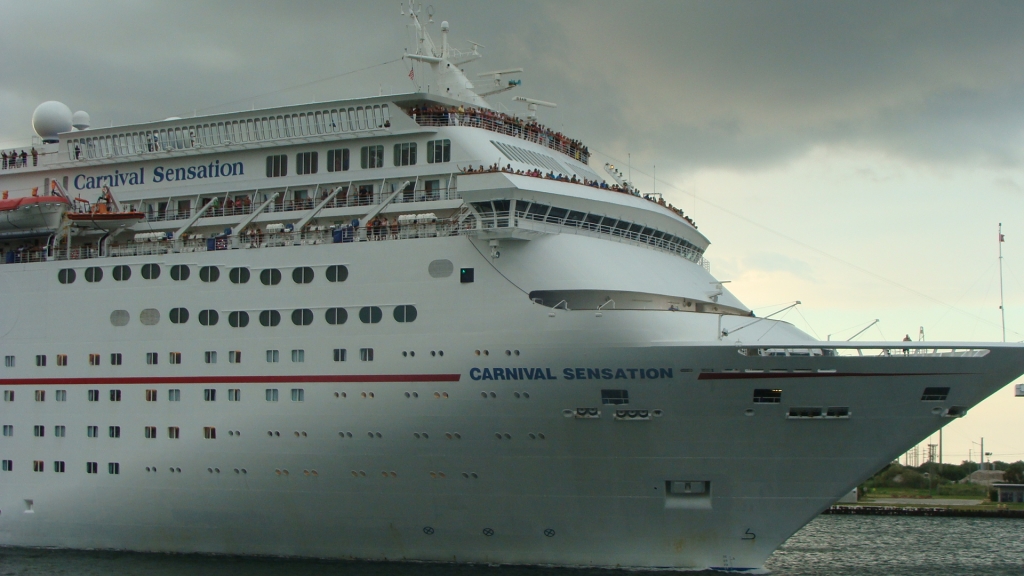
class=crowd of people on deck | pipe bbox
[405,105,589,163]
[458,163,698,229]
[1,148,37,169]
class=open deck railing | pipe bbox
[409,112,589,164]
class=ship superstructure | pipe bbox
[0,6,1021,572]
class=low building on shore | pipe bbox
[958,470,1005,487]
[992,483,1024,503]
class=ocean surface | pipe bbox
[1,515,1022,575]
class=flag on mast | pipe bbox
[1000,232,1005,242]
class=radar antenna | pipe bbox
[477,68,524,97]
[513,96,556,119]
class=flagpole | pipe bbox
[999,222,1006,342]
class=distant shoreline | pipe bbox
[826,504,1024,518]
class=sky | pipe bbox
[2,0,1024,466]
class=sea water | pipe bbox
[1,515,1022,575]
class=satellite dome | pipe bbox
[72,111,91,131]
[441,20,449,32]
[32,101,73,143]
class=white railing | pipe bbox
[409,112,589,164]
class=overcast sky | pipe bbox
[3,1,1024,464]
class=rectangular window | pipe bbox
[266,350,279,363]
[205,351,217,364]
[35,390,45,402]
[753,389,783,404]
[86,462,97,474]
[1,460,11,471]
[360,145,384,168]
[333,348,347,362]
[265,388,279,402]
[109,425,121,438]
[54,425,65,437]
[35,354,46,367]
[144,426,156,439]
[787,407,824,419]
[56,354,67,366]
[327,148,349,172]
[108,462,120,475]
[426,139,451,163]
[229,350,241,364]
[88,353,100,366]
[2,390,11,402]
[145,389,157,402]
[921,387,950,401]
[33,460,44,472]
[2,425,11,436]
[55,390,66,402]
[204,426,216,439]
[291,349,304,363]
[168,389,181,402]
[146,352,158,365]
[5,355,15,367]
[296,151,318,175]
[204,389,216,402]
[53,461,65,473]
[110,353,122,365]
[33,425,44,437]
[168,426,180,439]
[393,142,417,166]
[169,352,182,365]
[109,390,121,402]
[266,154,287,177]
[291,388,304,402]
[360,348,374,362]
[228,388,240,402]
[87,425,98,438]
[87,389,99,401]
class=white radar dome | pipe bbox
[32,101,73,143]
[72,110,91,131]
[441,20,449,32]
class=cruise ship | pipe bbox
[1,6,1022,572]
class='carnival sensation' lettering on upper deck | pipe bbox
[469,367,674,380]
[73,159,244,190]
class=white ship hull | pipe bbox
[0,234,1019,571]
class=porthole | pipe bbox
[228,311,249,328]
[169,307,189,324]
[325,307,348,325]
[198,307,219,325]
[169,265,190,281]
[141,263,161,280]
[292,267,314,284]
[110,310,130,327]
[393,305,417,323]
[229,267,250,284]
[291,309,314,326]
[358,306,382,324]
[112,265,131,281]
[199,266,220,282]
[198,309,219,326]
[260,268,281,285]
[84,267,102,283]
[57,269,76,284]
[259,310,281,327]
[326,265,349,282]
[139,308,160,325]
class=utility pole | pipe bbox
[939,426,943,466]
[981,437,985,470]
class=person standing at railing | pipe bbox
[19,150,27,168]
[1,151,7,170]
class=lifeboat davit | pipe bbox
[0,193,70,239]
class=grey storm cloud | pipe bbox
[2,1,1024,170]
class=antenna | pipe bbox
[999,223,1006,342]
[512,96,556,119]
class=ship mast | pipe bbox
[999,223,1006,342]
